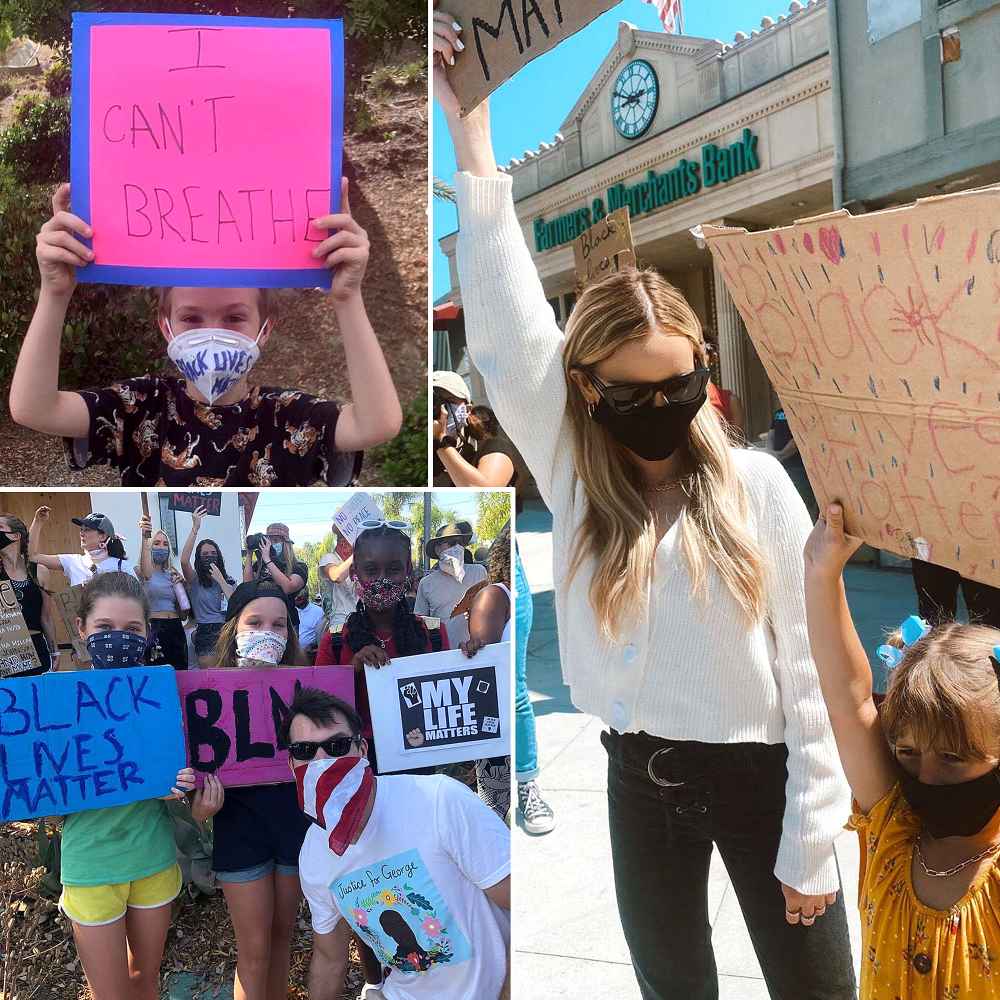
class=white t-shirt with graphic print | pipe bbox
[299,773,510,1000]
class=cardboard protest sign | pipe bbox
[573,207,635,288]
[0,667,185,822]
[54,586,90,663]
[446,0,621,116]
[70,12,344,288]
[366,643,511,773]
[0,580,43,678]
[702,185,1000,586]
[168,491,222,516]
[333,492,381,546]
[176,667,355,786]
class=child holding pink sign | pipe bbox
[9,177,402,487]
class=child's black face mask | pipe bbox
[900,767,1000,838]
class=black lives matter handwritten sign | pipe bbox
[70,12,344,288]
[445,0,621,115]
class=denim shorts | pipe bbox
[211,784,310,876]
[215,859,299,884]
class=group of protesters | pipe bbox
[0,502,514,1000]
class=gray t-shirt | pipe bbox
[190,578,226,624]
[145,569,178,613]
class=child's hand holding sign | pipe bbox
[35,183,93,300]
[311,178,369,305]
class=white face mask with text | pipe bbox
[165,319,269,405]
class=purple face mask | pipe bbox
[355,577,407,612]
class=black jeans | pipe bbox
[602,730,857,1000]
[911,558,1000,628]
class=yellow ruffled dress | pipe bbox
[849,783,1000,998]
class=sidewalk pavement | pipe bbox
[513,502,916,999]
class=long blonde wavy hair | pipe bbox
[563,268,767,640]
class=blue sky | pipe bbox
[433,0,792,299]
[248,490,485,545]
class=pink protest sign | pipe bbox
[175,666,355,787]
[70,12,344,288]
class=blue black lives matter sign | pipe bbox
[397,665,501,752]
[0,668,185,821]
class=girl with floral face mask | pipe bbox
[313,523,450,774]
[194,580,309,1000]
[136,516,190,670]
[60,571,195,1000]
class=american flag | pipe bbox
[295,756,374,856]
[643,0,683,34]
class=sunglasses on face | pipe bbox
[586,367,711,415]
[288,735,360,761]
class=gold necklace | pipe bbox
[642,477,689,494]
[914,835,1000,878]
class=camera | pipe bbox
[246,532,266,552]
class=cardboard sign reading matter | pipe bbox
[54,585,90,663]
[703,186,1000,585]
[367,643,511,773]
[0,581,43,678]
[573,207,635,288]
[176,667,355,786]
[70,12,344,288]
[168,492,222,516]
[446,0,621,116]
[0,667,185,822]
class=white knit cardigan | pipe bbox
[455,172,850,895]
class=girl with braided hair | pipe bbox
[313,523,450,772]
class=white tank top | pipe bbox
[493,583,512,642]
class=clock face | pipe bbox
[611,59,659,140]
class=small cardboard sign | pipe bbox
[446,0,621,116]
[573,207,635,287]
[0,581,43,678]
[702,185,1000,585]
[54,585,90,663]
[168,492,222,516]
[333,492,381,546]
[175,666,355,786]
[70,12,344,288]
[0,667,186,821]
[366,643,511,773]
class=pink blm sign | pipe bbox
[85,20,335,272]
[175,666,355,787]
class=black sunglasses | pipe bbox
[586,367,710,415]
[288,735,359,761]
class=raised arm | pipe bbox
[180,506,206,585]
[804,503,896,813]
[325,555,352,583]
[27,507,64,572]
[436,26,574,511]
[311,177,402,452]
[9,184,92,438]
[137,515,153,580]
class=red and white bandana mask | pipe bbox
[294,755,374,856]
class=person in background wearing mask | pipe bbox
[414,522,487,648]
[192,580,309,1000]
[180,505,237,668]
[244,523,307,597]
[318,526,357,635]
[0,512,57,674]
[434,403,523,493]
[286,687,511,1000]
[432,370,477,487]
[137,515,190,670]
[28,508,136,585]
[294,589,325,663]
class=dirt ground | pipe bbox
[0,51,427,487]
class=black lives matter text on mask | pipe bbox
[99,27,329,248]
[396,665,501,752]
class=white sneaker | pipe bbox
[517,780,555,835]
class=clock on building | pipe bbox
[611,59,659,140]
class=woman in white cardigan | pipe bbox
[435,14,855,999]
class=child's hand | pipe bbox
[433,9,464,118]
[461,637,485,658]
[312,177,369,305]
[36,183,93,299]
[804,503,863,582]
[191,773,225,821]
[162,766,197,800]
[352,643,390,672]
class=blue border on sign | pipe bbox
[70,12,343,289]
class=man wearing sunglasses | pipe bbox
[286,687,511,1000]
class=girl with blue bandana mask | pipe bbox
[62,571,195,999]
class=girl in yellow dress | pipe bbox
[805,502,1000,998]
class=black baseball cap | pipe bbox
[72,512,115,535]
[225,580,300,633]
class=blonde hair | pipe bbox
[881,622,1000,760]
[150,529,180,575]
[562,268,766,640]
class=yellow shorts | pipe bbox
[60,863,182,926]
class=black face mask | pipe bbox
[900,767,1000,838]
[0,531,19,549]
[591,391,706,462]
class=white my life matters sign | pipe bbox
[365,643,511,773]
